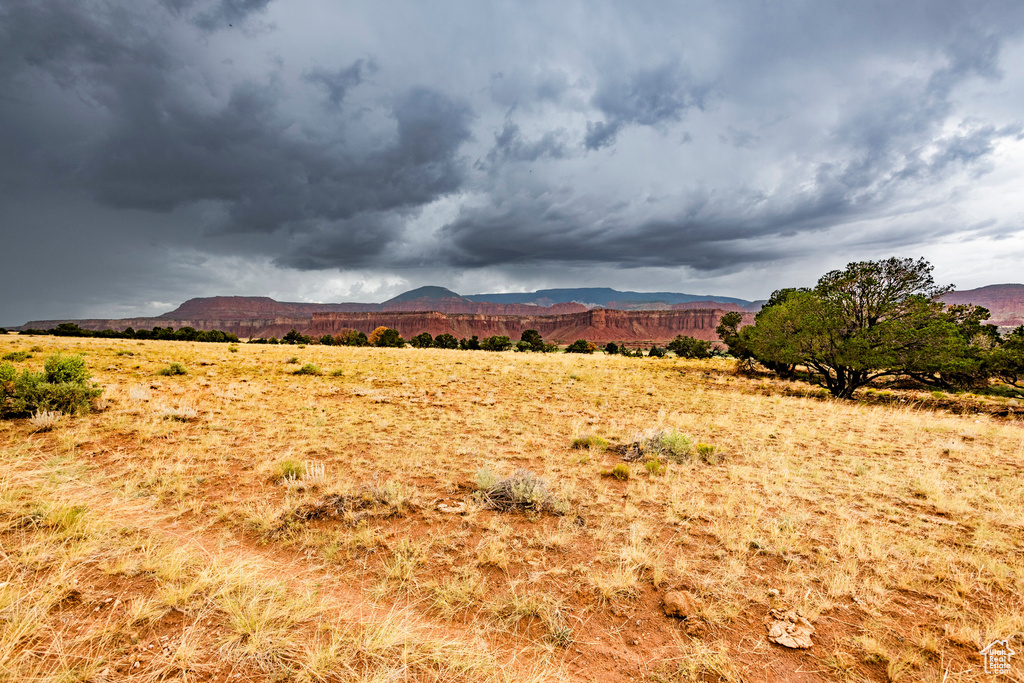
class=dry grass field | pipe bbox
[1,335,1023,682]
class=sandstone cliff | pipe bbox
[941,284,1024,328]
[308,308,753,344]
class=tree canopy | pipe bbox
[738,257,1004,398]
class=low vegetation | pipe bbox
[1,331,1022,681]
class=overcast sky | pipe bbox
[3,0,1024,323]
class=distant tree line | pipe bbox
[716,257,1024,398]
[246,326,722,357]
[18,322,239,343]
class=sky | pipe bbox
[3,0,1024,324]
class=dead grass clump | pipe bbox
[291,479,415,523]
[570,434,609,450]
[478,469,567,515]
[29,410,63,432]
[159,402,199,422]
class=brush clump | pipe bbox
[477,468,567,515]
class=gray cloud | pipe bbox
[192,0,274,32]
[585,61,711,150]
[3,0,1024,322]
[304,59,376,108]
[482,120,570,166]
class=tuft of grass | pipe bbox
[293,363,322,376]
[29,410,63,432]
[602,463,631,480]
[695,442,722,464]
[645,459,665,476]
[157,362,188,376]
[570,434,609,450]
[276,459,305,481]
[2,351,30,362]
[329,368,345,377]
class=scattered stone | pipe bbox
[663,590,697,619]
[764,609,814,649]
[767,588,780,598]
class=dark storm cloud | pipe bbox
[482,120,570,166]
[585,61,711,150]
[0,0,473,263]
[88,80,472,236]
[304,59,377,108]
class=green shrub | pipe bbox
[157,363,188,376]
[565,339,595,354]
[433,333,459,349]
[1,355,101,416]
[695,443,722,464]
[329,368,345,377]
[645,460,665,476]
[667,335,713,359]
[293,363,322,376]
[608,463,630,480]
[2,351,30,362]
[480,335,512,352]
[409,332,434,348]
[658,429,693,462]
[620,428,698,464]
[44,354,90,384]
[286,356,300,364]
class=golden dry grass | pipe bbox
[1,334,1022,682]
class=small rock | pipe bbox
[663,590,697,619]
[765,609,814,649]
[767,588,780,598]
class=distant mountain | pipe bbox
[382,286,462,305]
[941,284,1024,328]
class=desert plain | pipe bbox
[1,334,1022,682]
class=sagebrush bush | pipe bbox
[479,469,566,515]
[157,363,188,376]
[1,354,101,416]
[2,351,30,362]
[293,363,322,376]
[622,428,693,463]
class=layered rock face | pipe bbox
[941,284,1024,328]
[309,308,753,343]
